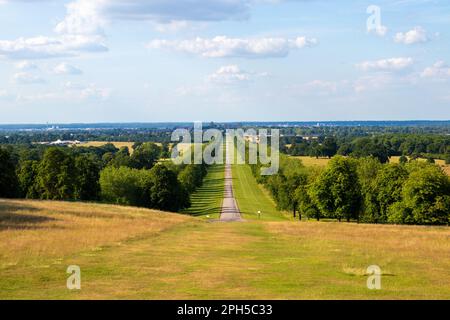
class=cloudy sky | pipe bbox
[0,0,449,123]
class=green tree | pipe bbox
[322,137,338,158]
[302,166,323,220]
[109,147,132,168]
[276,175,305,219]
[399,155,408,164]
[387,202,414,225]
[400,165,450,225]
[374,164,408,223]
[99,166,149,206]
[309,156,361,222]
[351,138,389,163]
[131,143,162,169]
[178,165,205,193]
[356,157,382,223]
[0,147,19,198]
[74,154,101,200]
[146,165,190,212]
[445,153,450,165]
[17,160,39,198]
[36,148,77,200]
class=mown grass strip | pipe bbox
[182,164,225,219]
[232,164,290,221]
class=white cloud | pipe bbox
[55,0,106,35]
[79,83,111,99]
[0,35,107,60]
[394,26,428,45]
[177,64,266,96]
[12,72,46,84]
[147,36,317,58]
[420,61,450,79]
[54,62,83,75]
[56,0,252,35]
[207,65,261,85]
[15,60,38,71]
[356,57,414,72]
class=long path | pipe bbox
[219,164,242,221]
[220,142,242,221]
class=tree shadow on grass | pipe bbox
[0,202,58,231]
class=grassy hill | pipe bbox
[0,199,449,299]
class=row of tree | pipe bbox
[252,155,450,225]
[283,134,450,164]
[0,144,207,212]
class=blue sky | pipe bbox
[0,0,449,123]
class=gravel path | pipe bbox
[219,163,242,222]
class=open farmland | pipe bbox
[80,141,136,152]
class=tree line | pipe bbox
[251,154,450,225]
[282,134,450,164]
[0,143,207,212]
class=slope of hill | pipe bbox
[0,199,193,270]
[1,199,449,299]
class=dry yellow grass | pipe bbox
[77,141,166,155]
[81,141,136,150]
[1,199,449,299]
[264,221,450,299]
[293,156,331,167]
[0,199,192,268]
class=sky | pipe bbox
[0,0,449,123]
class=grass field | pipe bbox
[1,199,449,299]
[182,165,225,219]
[293,156,330,167]
[232,164,290,221]
[80,141,136,150]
